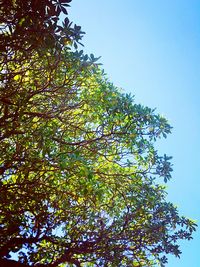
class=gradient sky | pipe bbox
[68,1,200,266]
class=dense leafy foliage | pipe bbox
[0,0,84,52]
[0,1,197,267]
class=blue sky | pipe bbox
[69,1,200,266]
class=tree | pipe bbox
[0,0,84,52]
[0,1,197,267]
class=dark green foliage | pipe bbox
[0,1,197,267]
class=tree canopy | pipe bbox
[0,1,197,267]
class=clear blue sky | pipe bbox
[68,1,200,266]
